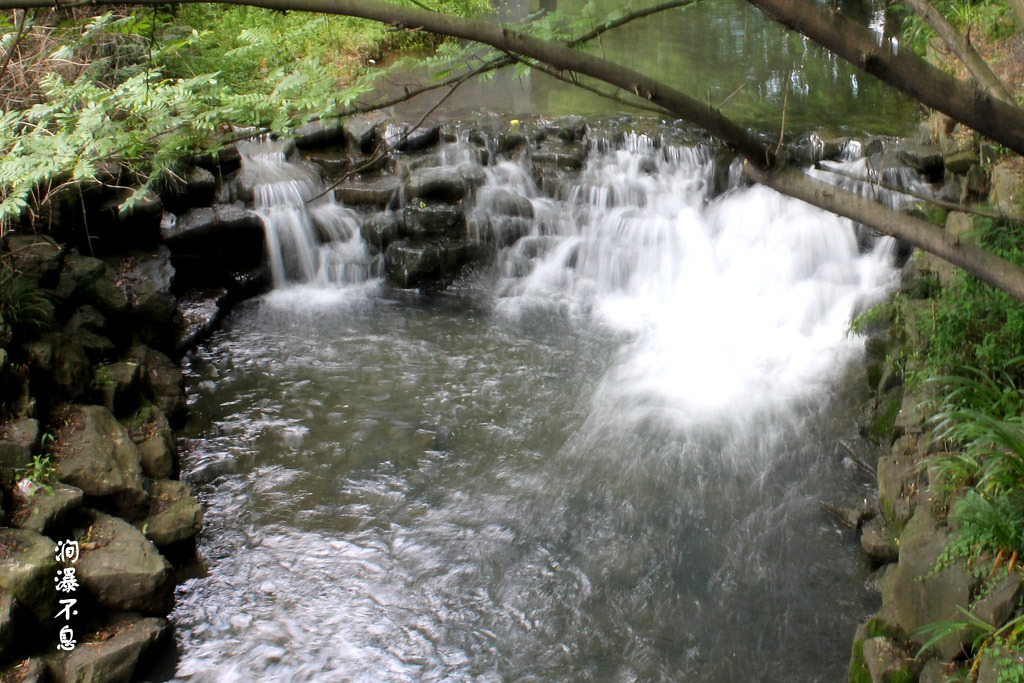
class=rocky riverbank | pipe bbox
[846,118,1024,682]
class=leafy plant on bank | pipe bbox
[0,259,54,339]
[895,0,1016,56]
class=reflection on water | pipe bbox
[382,0,917,135]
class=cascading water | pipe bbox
[171,128,921,681]
[238,139,381,288]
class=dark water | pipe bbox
[381,0,917,135]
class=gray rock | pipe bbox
[52,404,148,511]
[114,246,177,326]
[94,361,142,417]
[359,212,402,251]
[407,166,469,203]
[2,657,47,683]
[990,163,1023,216]
[402,204,466,240]
[344,112,390,153]
[26,332,92,402]
[334,178,402,208]
[978,646,1024,683]
[477,187,534,219]
[294,119,345,148]
[878,455,920,529]
[918,658,955,683]
[161,203,261,244]
[76,510,173,613]
[0,528,56,624]
[0,418,40,471]
[128,346,186,428]
[47,615,168,683]
[402,126,440,152]
[174,288,229,354]
[897,143,943,179]
[861,515,899,564]
[2,235,65,288]
[880,505,976,659]
[862,637,918,683]
[138,480,203,546]
[384,241,481,290]
[306,151,355,175]
[944,150,979,175]
[62,306,115,363]
[126,405,177,480]
[9,482,84,536]
[973,572,1022,628]
[0,590,13,658]
[55,254,106,302]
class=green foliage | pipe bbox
[15,454,57,495]
[895,0,1015,56]
[915,220,1024,384]
[0,260,54,338]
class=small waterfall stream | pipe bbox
[172,127,925,681]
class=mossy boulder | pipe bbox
[46,615,168,683]
[3,235,65,288]
[125,405,176,480]
[52,405,148,513]
[75,510,172,613]
[136,480,202,547]
[0,418,40,473]
[9,482,84,537]
[0,528,56,624]
[93,361,142,418]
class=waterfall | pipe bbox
[237,139,381,288]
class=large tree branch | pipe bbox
[746,0,1024,155]
[902,0,1014,105]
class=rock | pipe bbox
[962,164,986,203]
[52,404,148,512]
[161,203,264,290]
[861,515,899,564]
[344,112,390,153]
[407,166,469,202]
[128,346,186,428]
[113,246,177,328]
[62,306,115,363]
[0,528,56,624]
[898,258,939,300]
[75,510,172,613]
[401,126,440,152]
[0,418,40,472]
[918,658,955,683]
[896,143,943,181]
[862,637,918,683]
[973,571,1022,628]
[334,178,402,208]
[0,590,14,657]
[305,151,355,175]
[174,288,229,354]
[402,203,466,240]
[384,241,482,290]
[94,361,142,417]
[877,454,921,529]
[294,119,345,149]
[9,482,84,537]
[457,162,487,192]
[55,254,105,301]
[944,150,979,175]
[477,186,534,219]
[880,505,976,659]
[56,256,129,324]
[126,405,176,480]
[2,657,47,683]
[990,162,1023,216]
[2,235,65,288]
[359,212,402,251]
[162,166,217,212]
[25,332,92,402]
[137,480,203,546]
[977,646,1024,683]
[47,615,168,683]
